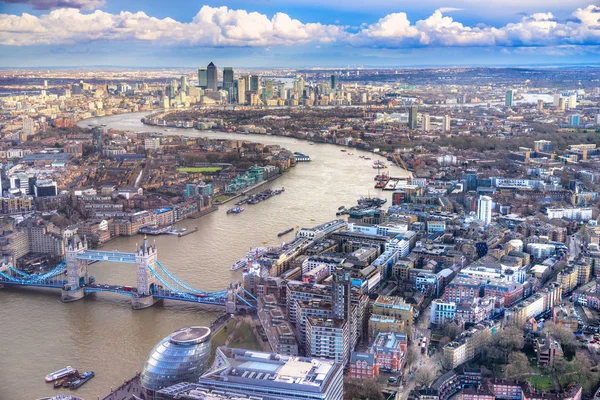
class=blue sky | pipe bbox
[0,0,599,67]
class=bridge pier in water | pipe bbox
[61,235,90,303]
[131,236,161,309]
[131,295,160,309]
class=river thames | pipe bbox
[0,111,408,399]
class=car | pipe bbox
[388,377,397,383]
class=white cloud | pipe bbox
[0,6,345,46]
[0,4,598,49]
[356,5,600,48]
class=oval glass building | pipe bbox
[140,326,212,391]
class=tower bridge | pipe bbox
[0,235,256,312]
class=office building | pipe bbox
[92,127,103,152]
[250,75,260,92]
[236,76,247,105]
[293,75,304,96]
[331,75,338,90]
[505,89,515,107]
[371,295,413,339]
[569,114,580,127]
[180,76,187,94]
[477,196,493,226]
[408,105,418,129]
[197,67,207,88]
[175,347,344,400]
[430,299,457,324]
[9,172,35,195]
[140,326,212,391]
[534,140,552,152]
[206,62,218,92]
[169,79,178,99]
[33,179,58,198]
[223,67,234,101]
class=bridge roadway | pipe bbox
[77,250,137,264]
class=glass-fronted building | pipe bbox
[140,326,212,391]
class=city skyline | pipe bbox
[0,0,599,67]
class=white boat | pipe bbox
[45,366,77,382]
[246,247,267,259]
[230,258,249,271]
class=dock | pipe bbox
[383,178,399,190]
[168,227,199,237]
[139,225,173,235]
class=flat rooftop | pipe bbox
[199,347,338,393]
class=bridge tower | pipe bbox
[132,236,159,309]
[61,235,89,302]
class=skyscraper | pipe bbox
[236,76,247,105]
[222,67,234,89]
[505,89,515,107]
[197,68,207,89]
[206,62,218,92]
[249,75,260,92]
[169,79,178,99]
[293,75,304,97]
[331,75,338,90]
[223,67,234,102]
[180,76,187,94]
[408,105,418,130]
[477,196,493,226]
[92,127,103,153]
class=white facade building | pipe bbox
[477,196,493,226]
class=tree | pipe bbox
[414,365,438,388]
[544,322,577,358]
[404,346,419,370]
[441,322,462,341]
[343,378,384,400]
[485,325,525,363]
[504,352,530,379]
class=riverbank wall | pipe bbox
[213,173,283,205]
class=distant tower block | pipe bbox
[136,235,157,296]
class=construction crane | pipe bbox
[392,153,408,171]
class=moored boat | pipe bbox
[230,258,249,271]
[277,228,294,237]
[45,367,78,383]
[69,372,95,389]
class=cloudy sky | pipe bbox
[0,0,599,67]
